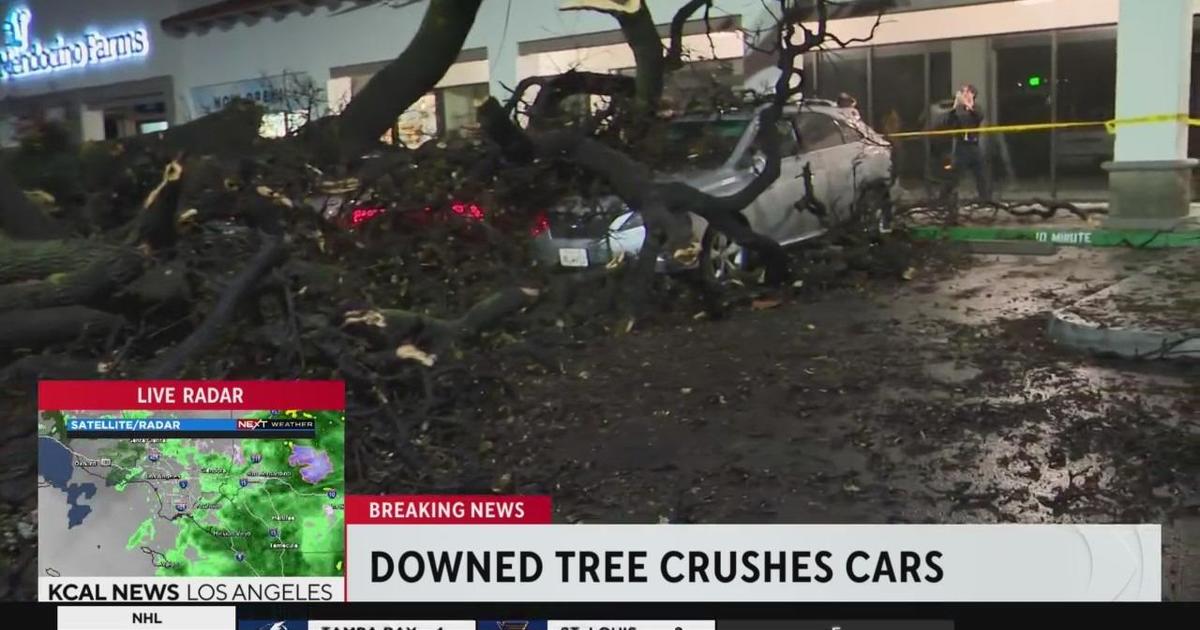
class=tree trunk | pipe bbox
[0,238,146,312]
[0,306,123,351]
[337,0,485,158]
[616,6,666,110]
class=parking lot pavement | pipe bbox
[481,247,1198,598]
[1048,249,1200,360]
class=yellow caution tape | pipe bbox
[886,112,1200,139]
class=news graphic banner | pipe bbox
[346,496,1161,602]
[37,380,346,604]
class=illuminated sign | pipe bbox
[0,6,149,80]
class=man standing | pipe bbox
[943,84,991,202]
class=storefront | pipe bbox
[3,0,1198,181]
[802,0,1199,200]
[328,48,491,147]
[0,1,174,145]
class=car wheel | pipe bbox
[698,224,749,287]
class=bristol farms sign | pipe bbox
[0,6,149,80]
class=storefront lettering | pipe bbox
[0,6,149,80]
[208,86,286,111]
[190,73,312,115]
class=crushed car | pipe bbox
[531,99,896,283]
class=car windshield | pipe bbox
[649,117,751,171]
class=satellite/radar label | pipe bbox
[37,380,345,602]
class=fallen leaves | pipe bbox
[256,185,295,208]
[396,343,437,367]
[177,208,199,225]
[672,243,701,266]
[752,297,782,311]
[342,310,386,328]
[23,189,55,206]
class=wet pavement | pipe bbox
[471,247,1198,599]
[4,247,1195,600]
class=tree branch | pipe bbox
[665,0,714,70]
[144,232,287,378]
[336,0,484,158]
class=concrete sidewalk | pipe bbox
[1048,250,1200,359]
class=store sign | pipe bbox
[190,73,312,114]
[0,6,149,81]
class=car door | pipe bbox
[741,117,807,242]
[790,111,848,236]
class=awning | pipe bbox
[161,0,368,35]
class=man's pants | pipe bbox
[945,142,991,202]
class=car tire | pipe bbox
[698,223,751,288]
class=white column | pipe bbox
[1111,0,1192,162]
[1104,0,1197,226]
[326,76,353,115]
[79,107,106,142]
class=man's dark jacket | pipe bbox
[943,104,984,144]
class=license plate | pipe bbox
[558,248,589,267]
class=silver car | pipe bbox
[532,99,895,282]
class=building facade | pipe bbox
[1,0,1197,205]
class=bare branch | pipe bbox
[665,0,714,70]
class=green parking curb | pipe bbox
[908,226,1200,248]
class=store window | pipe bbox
[815,47,869,116]
[1055,27,1116,199]
[440,83,489,139]
[993,32,1053,195]
[394,93,438,147]
[351,80,488,147]
[870,43,928,185]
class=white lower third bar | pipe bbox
[57,606,235,630]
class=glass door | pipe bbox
[992,32,1053,198]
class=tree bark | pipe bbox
[0,238,146,312]
[0,165,63,240]
[615,5,667,110]
[0,306,123,351]
[336,0,485,158]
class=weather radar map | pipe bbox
[37,387,345,580]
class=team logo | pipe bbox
[238,620,308,630]
[479,621,546,630]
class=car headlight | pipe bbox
[619,213,644,230]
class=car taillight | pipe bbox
[531,212,550,237]
[350,206,386,227]
[451,201,485,221]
